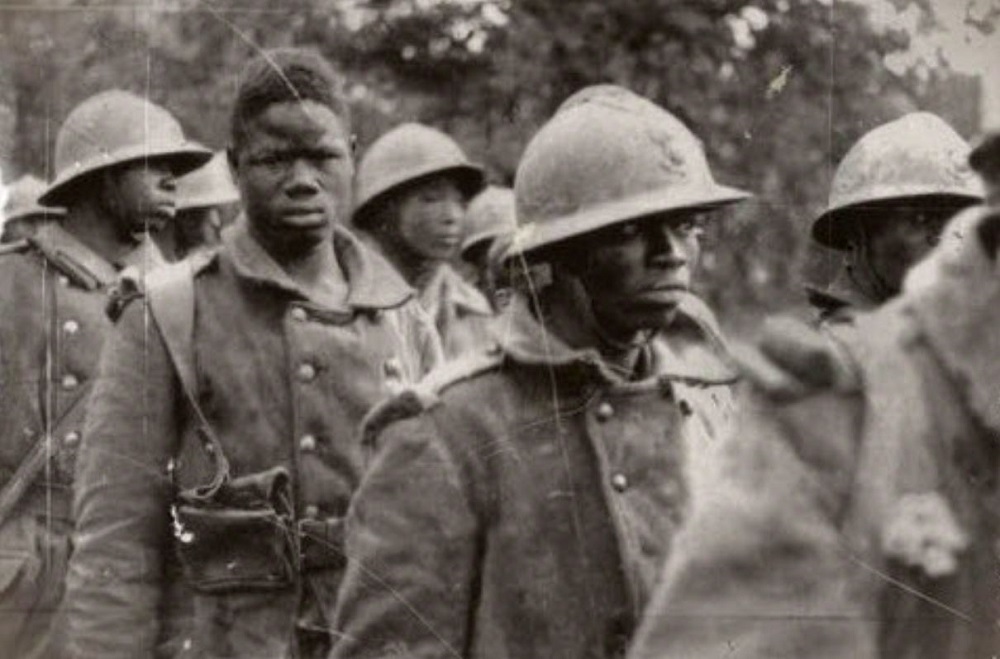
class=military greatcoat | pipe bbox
[65,223,441,658]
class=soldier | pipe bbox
[627,134,1000,659]
[352,122,496,359]
[1,175,65,243]
[460,185,517,310]
[156,151,240,261]
[331,85,750,659]
[0,90,210,659]
[806,113,981,324]
[64,49,441,658]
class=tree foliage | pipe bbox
[0,0,985,328]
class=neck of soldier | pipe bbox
[61,202,139,267]
[375,233,442,292]
[540,276,644,379]
[258,230,349,309]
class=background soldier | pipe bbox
[628,135,1000,659]
[331,84,749,659]
[0,89,209,659]
[460,185,517,310]
[0,175,65,243]
[65,49,441,659]
[806,112,981,324]
[352,122,495,359]
[156,151,240,261]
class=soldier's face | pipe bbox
[574,210,703,338]
[394,176,466,262]
[104,161,178,242]
[862,204,962,294]
[234,100,353,254]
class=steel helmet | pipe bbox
[177,151,240,211]
[461,185,516,261]
[3,175,65,222]
[812,112,982,250]
[509,85,751,257]
[352,122,485,226]
[40,90,212,206]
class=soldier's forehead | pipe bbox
[247,101,348,145]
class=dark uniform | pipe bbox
[0,223,163,658]
[65,222,441,658]
[332,293,736,659]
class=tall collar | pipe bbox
[31,221,120,287]
[495,292,735,386]
[224,219,413,311]
[420,263,494,317]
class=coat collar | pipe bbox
[225,219,414,311]
[31,221,120,287]
[420,264,494,317]
[496,292,737,386]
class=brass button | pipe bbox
[57,275,70,287]
[596,401,614,421]
[303,504,320,520]
[297,363,317,382]
[61,374,79,390]
[290,307,308,322]
[63,319,80,335]
[611,473,629,492]
[299,434,317,452]
[383,358,403,379]
[64,431,81,447]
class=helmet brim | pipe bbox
[39,142,213,206]
[505,182,751,259]
[4,206,66,222]
[811,191,983,250]
[178,190,241,212]
[352,163,485,227]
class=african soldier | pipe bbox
[0,90,210,658]
[0,175,65,243]
[460,185,517,310]
[330,84,750,659]
[156,151,240,261]
[806,112,981,324]
[352,123,496,359]
[628,132,1000,659]
[65,49,441,658]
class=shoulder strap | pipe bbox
[146,261,230,496]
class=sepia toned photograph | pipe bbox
[0,0,998,657]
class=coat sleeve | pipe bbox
[331,413,480,659]
[628,386,879,659]
[65,299,178,657]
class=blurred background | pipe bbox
[0,0,996,333]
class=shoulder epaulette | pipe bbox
[361,347,505,450]
[0,239,30,257]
